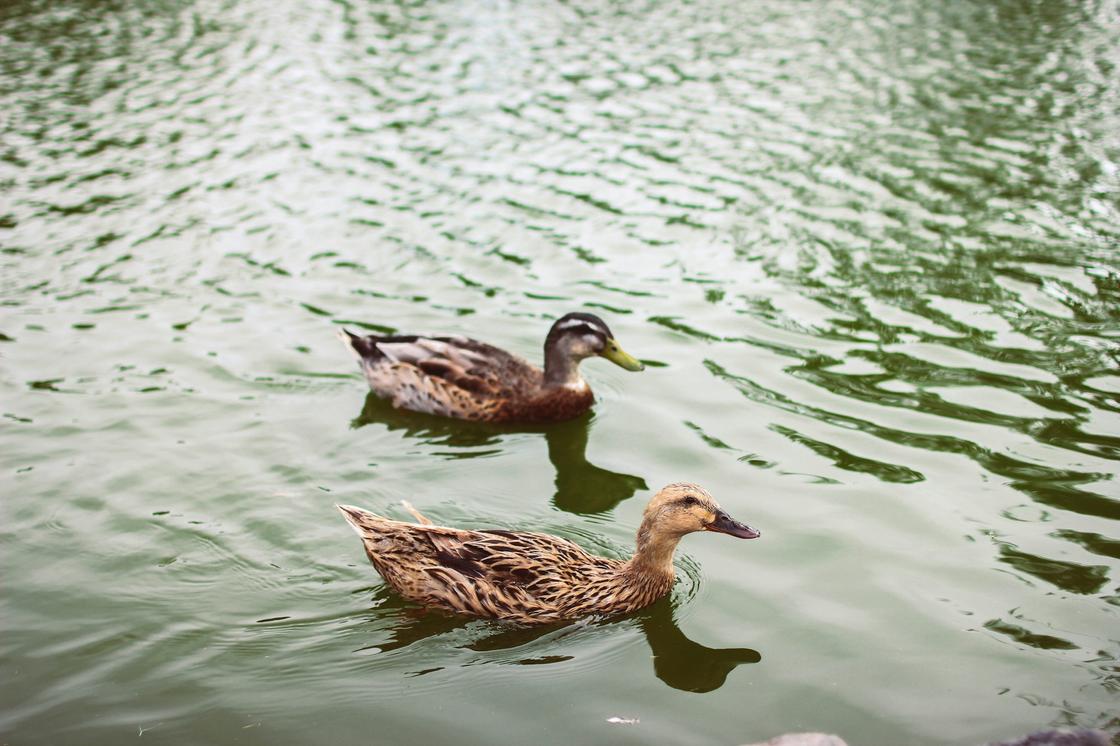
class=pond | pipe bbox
[1,0,1118,743]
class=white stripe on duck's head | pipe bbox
[543,312,645,378]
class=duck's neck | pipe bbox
[543,345,586,388]
[623,519,683,581]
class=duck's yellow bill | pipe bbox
[600,339,645,371]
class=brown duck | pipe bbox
[338,312,644,423]
[337,483,760,625]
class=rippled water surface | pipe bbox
[3,0,1119,743]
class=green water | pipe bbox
[2,0,1118,744]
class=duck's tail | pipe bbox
[337,328,384,361]
[336,504,386,535]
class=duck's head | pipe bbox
[544,312,644,383]
[642,482,760,539]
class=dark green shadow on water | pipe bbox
[350,392,647,515]
[355,588,760,693]
[636,596,762,693]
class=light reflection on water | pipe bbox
[1,0,1118,743]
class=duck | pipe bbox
[338,312,644,423]
[337,482,760,625]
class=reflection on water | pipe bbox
[546,414,647,514]
[351,588,757,693]
[636,597,761,694]
[352,392,646,513]
[351,389,508,451]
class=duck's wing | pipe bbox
[339,505,494,592]
[419,529,621,621]
[341,331,540,416]
[379,336,533,396]
[395,527,574,621]
[423,529,592,584]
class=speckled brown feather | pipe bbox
[336,483,758,625]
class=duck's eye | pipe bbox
[681,495,700,507]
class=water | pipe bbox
[2,0,1118,743]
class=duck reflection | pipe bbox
[351,390,507,450]
[351,393,646,514]
[636,596,761,692]
[355,588,759,692]
[544,413,647,514]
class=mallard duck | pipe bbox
[338,312,644,423]
[337,482,760,625]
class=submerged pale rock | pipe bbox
[741,729,1114,746]
[742,734,849,746]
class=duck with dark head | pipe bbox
[339,311,644,423]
